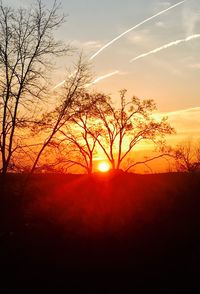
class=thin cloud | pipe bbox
[162,106,200,116]
[182,0,200,35]
[155,106,200,136]
[70,40,103,50]
[155,21,166,28]
[126,29,151,45]
[188,63,200,69]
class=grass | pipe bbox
[0,172,200,291]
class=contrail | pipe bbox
[130,34,200,62]
[53,71,119,90]
[154,107,200,120]
[53,1,185,90]
[85,71,119,87]
[53,80,65,90]
[89,1,185,60]
[52,73,74,90]
[163,106,200,116]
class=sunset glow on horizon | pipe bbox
[2,0,200,174]
[98,162,111,173]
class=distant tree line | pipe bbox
[173,141,200,173]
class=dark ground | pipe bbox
[0,172,200,292]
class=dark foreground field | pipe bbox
[0,172,200,292]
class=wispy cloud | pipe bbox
[155,21,166,28]
[126,29,151,45]
[162,106,200,117]
[155,106,200,136]
[188,63,200,69]
[156,1,172,9]
[70,40,103,51]
[182,0,200,35]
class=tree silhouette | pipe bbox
[0,0,69,175]
[88,89,174,171]
[174,140,200,172]
[35,92,107,174]
[57,117,98,174]
[29,58,91,174]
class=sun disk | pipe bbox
[98,162,110,172]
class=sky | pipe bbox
[7,0,200,143]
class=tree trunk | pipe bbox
[88,155,93,174]
[2,159,8,177]
[111,159,115,170]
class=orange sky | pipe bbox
[8,0,200,173]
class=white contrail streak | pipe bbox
[54,1,185,90]
[130,34,200,62]
[53,71,119,90]
[85,71,119,87]
[89,1,185,60]
[163,106,200,116]
[52,72,74,90]
[153,107,200,120]
[53,80,65,90]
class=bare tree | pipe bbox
[31,91,105,174]
[57,112,98,174]
[29,57,91,174]
[174,140,200,172]
[0,0,69,175]
[196,143,200,164]
[124,152,174,173]
[88,89,174,171]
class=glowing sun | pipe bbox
[98,162,110,172]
